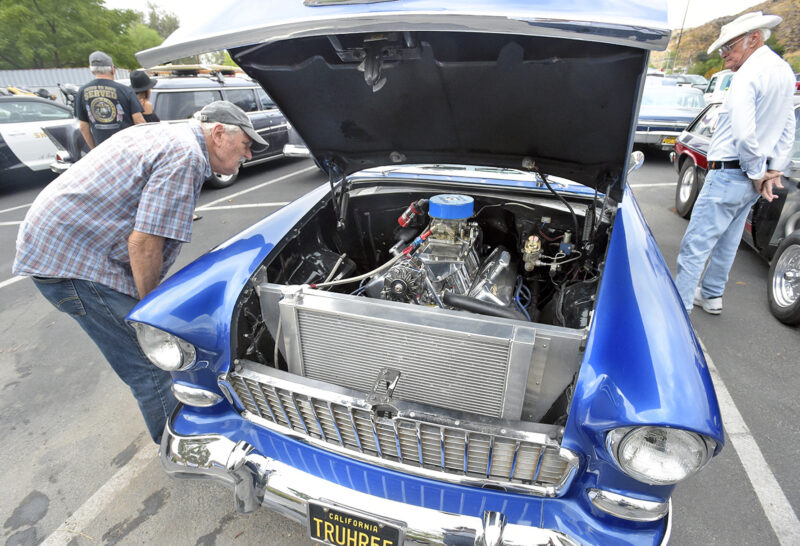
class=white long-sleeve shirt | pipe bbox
[707,45,796,180]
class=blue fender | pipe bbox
[562,186,724,496]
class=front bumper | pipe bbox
[282,143,311,157]
[161,416,582,545]
[633,131,681,150]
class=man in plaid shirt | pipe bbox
[13,101,267,443]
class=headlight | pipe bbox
[607,426,715,485]
[130,322,196,371]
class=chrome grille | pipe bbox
[228,367,576,496]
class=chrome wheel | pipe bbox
[206,171,239,189]
[674,161,700,219]
[771,243,800,308]
[678,165,695,203]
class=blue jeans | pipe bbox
[675,168,760,311]
[31,277,177,443]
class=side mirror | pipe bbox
[628,150,645,175]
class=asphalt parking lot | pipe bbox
[1,154,798,545]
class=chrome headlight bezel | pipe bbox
[130,322,196,372]
[606,426,716,485]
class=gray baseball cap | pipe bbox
[89,51,113,67]
[198,100,269,150]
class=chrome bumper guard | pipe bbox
[161,420,579,546]
[282,143,311,157]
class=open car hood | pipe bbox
[138,0,670,200]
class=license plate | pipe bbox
[661,136,676,145]
[308,501,404,546]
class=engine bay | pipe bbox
[263,185,610,326]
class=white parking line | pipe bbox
[197,165,317,211]
[198,202,289,211]
[0,221,22,226]
[699,338,800,544]
[0,276,25,289]
[0,202,32,214]
[41,443,158,546]
[628,182,676,188]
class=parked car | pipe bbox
[703,69,733,104]
[46,65,291,188]
[634,84,705,151]
[665,73,708,91]
[671,101,800,324]
[0,95,78,182]
[131,2,723,544]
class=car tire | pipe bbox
[206,171,238,189]
[675,161,700,218]
[767,231,800,325]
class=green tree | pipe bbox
[0,0,141,69]
[143,1,179,39]
[115,23,165,68]
[765,34,785,57]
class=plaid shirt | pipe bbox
[14,122,212,298]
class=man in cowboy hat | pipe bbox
[674,11,796,315]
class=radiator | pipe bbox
[258,284,536,419]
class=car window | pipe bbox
[225,88,258,112]
[689,104,722,138]
[707,76,717,93]
[154,90,223,120]
[0,100,72,124]
[721,74,732,92]
[256,88,276,109]
[792,107,800,161]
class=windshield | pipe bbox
[685,74,706,84]
[641,87,705,109]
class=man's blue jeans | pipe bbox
[31,277,177,443]
[675,168,760,311]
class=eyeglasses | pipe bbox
[718,35,746,56]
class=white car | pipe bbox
[703,69,733,104]
[0,95,76,182]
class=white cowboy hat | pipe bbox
[707,11,782,54]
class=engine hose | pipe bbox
[442,292,527,321]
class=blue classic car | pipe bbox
[131,1,723,544]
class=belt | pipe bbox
[708,160,741,170]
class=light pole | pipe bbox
[672,0,691,73]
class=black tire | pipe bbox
[205,171,238,189]
[767,232,800,325]
[675,160,700,218]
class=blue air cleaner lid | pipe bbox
[429,194,474,220]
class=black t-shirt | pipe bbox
[74,79,143,146]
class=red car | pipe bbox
[670,101,800,324]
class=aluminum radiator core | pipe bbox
[258,284,535,419]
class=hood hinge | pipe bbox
[324,159,349,231]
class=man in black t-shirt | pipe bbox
[75,51,145,149]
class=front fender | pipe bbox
[563,186,723,493]
[127,182,331,370]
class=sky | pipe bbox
[105,0,765,33]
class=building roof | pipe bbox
[0,67,131,88]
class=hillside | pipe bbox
[650,0,800,74]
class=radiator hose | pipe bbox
[442,292,527,321]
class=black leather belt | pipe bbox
[708,160,741,170]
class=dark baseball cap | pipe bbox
[198,101,269,150]
[89,51,113,67]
